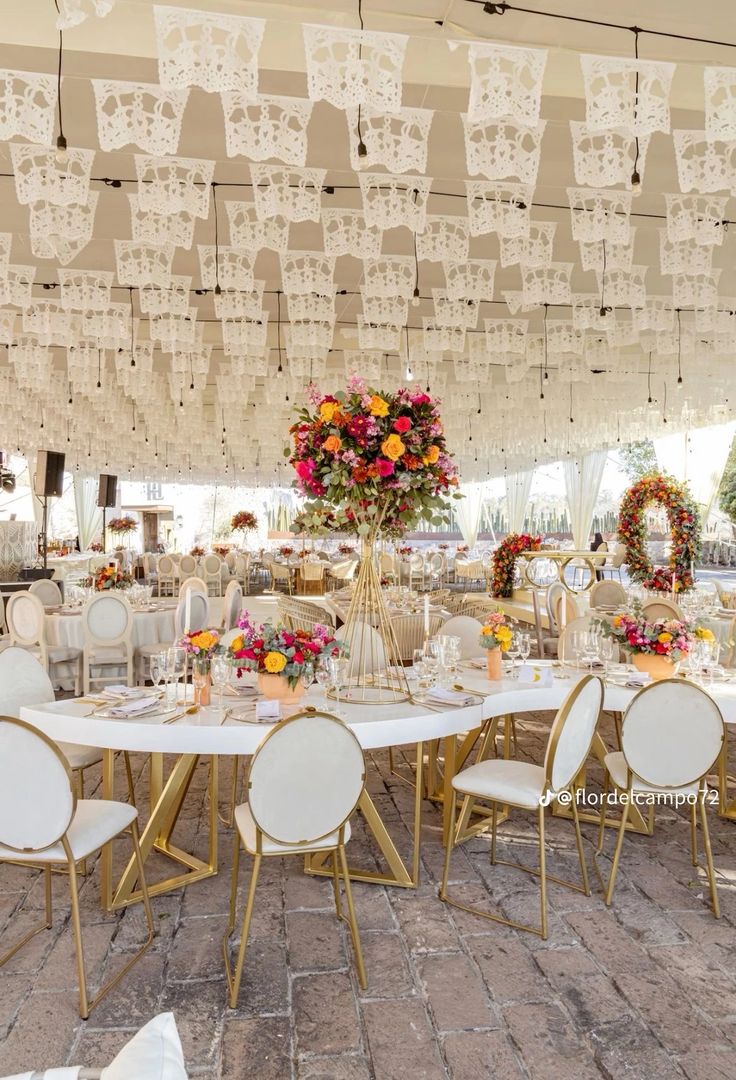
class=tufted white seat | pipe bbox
[234,803,352,856]
[603,750,700,795]
[453,759,547,809]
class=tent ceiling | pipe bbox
[0,0,734,485]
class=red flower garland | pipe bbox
[491,533,542,598]
[617,472,700,594]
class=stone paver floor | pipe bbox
[2,711,736,1079]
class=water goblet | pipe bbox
[150,651,167,697]
[328,656,349,711]
[210,655,231,712]
[506,633,522,679]
[167,646,187,705]
[599,637,618,678]
[518,632,531,667]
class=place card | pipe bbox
[255,699,281,721]
[517,665,553,687]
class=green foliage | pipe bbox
[618,440,658,483]
[718,437,736,522]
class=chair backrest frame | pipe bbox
[0,715,76,853]
[544,674,604,794]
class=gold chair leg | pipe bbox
[570,788,590,896]
[698,790,721,919]
[603,795,630,906]
[490,801,498,865]
[225,851,261,1008]
[225,831,241,937]
[438,782,457,902]
[123,752,137,809]
[538,805,548,940]
[67,852,89,1019]
[331,850,342,917]
[218,755,240,829]
[0,865,54,969]
[690,800,699,866]
[338,842,367,990]
[597,773,609,854]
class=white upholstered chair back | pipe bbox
[345,622,387,678]
[174,589,209,636]
[7,592,47,664]
[641,599,683,622]
[178,554,197,580]
[621,681,724,789]
[225,551,237,570]
[82,592,134,647]
[223,580,243,631]
[156,555,176,596]
[0,717,75,852]
[544,675,603,793]
[248,713,365,846]
[180,576,208,597]
[438,615,483,660]
[203,554,222,577]
[29,578,63,608]
[0,590,5,634]
[546,581,577,634]
[589,580,627,609]
[0,647,54,716]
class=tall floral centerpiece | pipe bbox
[227,613,347,705]
[618,473,700,595]
[288,377,459,701]
[230,510,258,548]
[107,516,137,548]
[491,533,542,598]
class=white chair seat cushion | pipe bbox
[604,751,700,795]
[47,645,82,664]
[100,1012,187,1080]
[88,646,129,664]
[0,800,136,864]
[235,802,352,855]
[452,759,547,809]
[57,742,103,771]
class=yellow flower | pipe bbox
[230,635,244,653]
[696,627,715,641]
[422,445,440,465]
[369,395,389,417]
[323,434,342,453]
[657,632,673,644]
[612,616,623,627]
[192,631,217,651]
[496,627,513,645]
[381,434,406,461]
[480,626,493,636]
[319,400,339,422]
[264,651,287,673]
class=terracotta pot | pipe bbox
[257,673,306,705]
[632,652,678,681]
[486,647,503,681]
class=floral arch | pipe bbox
[618,473,701,594]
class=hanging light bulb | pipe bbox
[405,364,413,381]
[55,134,68,166]
[411,287,420,308]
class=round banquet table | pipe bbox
[19,669,736,909]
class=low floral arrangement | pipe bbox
[176,628,220,659]
[190,546,206,558]
[213,544,230,557]
[338,543,355,555]
[231,510,258,533]
[618,472,700,595]
[89,540,103,552]
[438,543,449,550]
[227,613,348,688]
[491,533,542,598]
[457,544,469,553]
[288,376,460,540]
[397,545,414,556]
[595,606,710,660]
[278,545,294,557]
[107,516,137,535]
[298,550,310,559]
[478,610,515,651]
[85,565,133,591]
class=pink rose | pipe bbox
[393,416,412,434]
[376,458,395,477]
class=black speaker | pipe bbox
[97,473,118,508]
[34,451,65,497]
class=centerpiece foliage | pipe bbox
[491,533,542,598]
[107,515,137,535]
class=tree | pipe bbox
[618,440,657,483]
[718,437,736,522]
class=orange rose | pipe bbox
[323,435,342,453]
[423,445,440,465]
[369,395,389,417]
[381,434,406,461]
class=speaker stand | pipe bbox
[102,507,107,554]
[41,496,48,570]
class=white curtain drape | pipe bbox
[456,483,485,549]
[73,476,103,550]
[22,453,45,530]
[563,451,608,549]
[654,422,736,518]
[505,470,534,534]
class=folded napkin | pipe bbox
[256,699,281,721]
[624,672,650,688]
[106,696,160,717]
[517,665,554,687]
[466,657,488,670]
[426,687,476,706]
[101,685,143,699]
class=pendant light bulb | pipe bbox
[55,133,68,165]
[411,287,420,307]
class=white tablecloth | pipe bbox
[47,553,109,582]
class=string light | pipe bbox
[53,3,67,164]
[212,182,222,296]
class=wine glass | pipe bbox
[582,630,601,673]
[518,632,531,667]
[328,656,349,711]
[315,664,332,699]
[150,651,166,697]
[599,637,618,678]
[211,655,231,712]
[301,662,316,693]
[167,646,187,705]
[506,633,522,679]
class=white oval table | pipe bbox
[21,670,736,909]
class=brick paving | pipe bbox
[2,711,736,1078]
